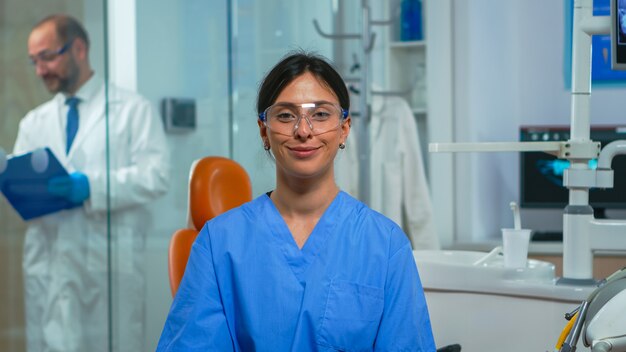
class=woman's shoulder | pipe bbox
[195,194,269,244]
[339,191,401,228]
[206,194,266,228]
[337,192,410,253]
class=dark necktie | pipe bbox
[66,97,80,154]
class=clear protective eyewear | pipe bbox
[29,41,72,66]
[259,102,349,136]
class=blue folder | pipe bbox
[0,147,81,220]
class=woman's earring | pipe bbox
[339,143,346,149]
[264,143,271,151]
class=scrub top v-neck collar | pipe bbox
[261,191,344,283]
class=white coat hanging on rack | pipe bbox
[312,0,400,205]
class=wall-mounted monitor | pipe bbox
[612,0,626,69]
[520,125,626,218]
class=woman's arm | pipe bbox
[375,242,436,351]
[156,224,234,351]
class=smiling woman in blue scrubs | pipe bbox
[157,52,436,352]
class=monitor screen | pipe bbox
[612,0,626,69]
[520,125,626,211]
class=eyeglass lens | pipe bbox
[266,103,343,135]
[29,42,71,65]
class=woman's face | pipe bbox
[258,72,350,182]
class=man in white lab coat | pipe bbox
[13,14,170,351]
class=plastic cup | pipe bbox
[502,228,531,268]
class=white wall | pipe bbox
[430,0,626,244]
[426,0,455,247]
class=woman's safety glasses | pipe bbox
[259,102,349,136]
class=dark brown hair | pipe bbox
[257,51,349,117]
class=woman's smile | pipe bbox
[288,145,321,158]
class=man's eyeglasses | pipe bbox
[259,102,349,136]
[29,41,72,65]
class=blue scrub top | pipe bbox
[157,191,435,351]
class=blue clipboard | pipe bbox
[0,147,81,220]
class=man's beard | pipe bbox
[42,74,71,93]
[42,60,80,94]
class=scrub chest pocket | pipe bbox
[317,280,384,351]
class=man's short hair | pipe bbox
[34,14,90,49]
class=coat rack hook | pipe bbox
[312,19,360,40]
[364,33,377,54]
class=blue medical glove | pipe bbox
[48,172,90,204]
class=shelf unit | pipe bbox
[385,0,428,170]
[389,39,426,49]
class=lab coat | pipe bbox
[157,191,435,351]
[335,95,440,250]
[13,74,170,352]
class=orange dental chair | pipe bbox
[168,156,252,297]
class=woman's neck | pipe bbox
[270,175,339,219]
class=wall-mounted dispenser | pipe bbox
[160,98,196,133]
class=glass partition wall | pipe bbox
[1,1,340,350]
[230,0,335,194]
[130,0,231,349]
[138,1,335,349]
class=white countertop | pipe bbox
[447,241,626,256]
